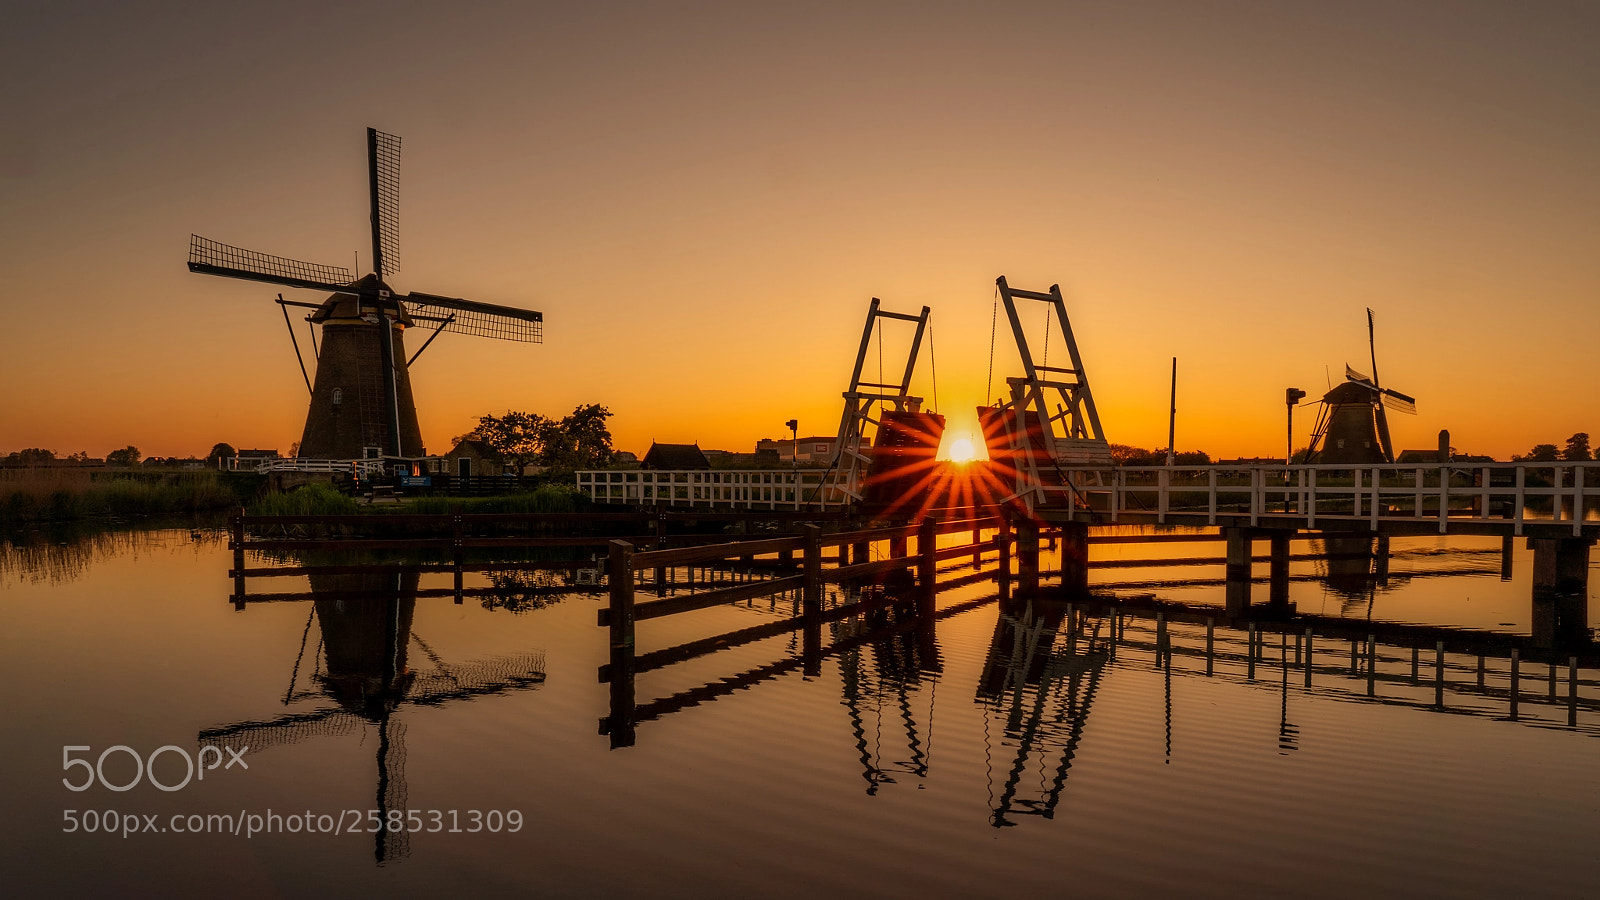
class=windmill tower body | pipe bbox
[1316,381,1389,465]
[299,282,424,459]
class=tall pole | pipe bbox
[1165,357,1177,466]
[1285,388,1305,465]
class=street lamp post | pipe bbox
[1285,388,1306,464]
[1286,388,1305,513]
[785,419,798,470]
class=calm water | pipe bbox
[2,526,1597,898]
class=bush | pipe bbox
[249,482,361,516]
[404,485,587,516]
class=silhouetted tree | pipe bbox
[456,411,551,474]
[1562,433,1591,461]
[457,405,615,476]
[538,404,614,475]
[207,443,237,466]
[106,445,141,467]
[1515,443,1560,462]
[4,448,56,466]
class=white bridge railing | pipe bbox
[1034,462,1600,536]
[253,458,388,477]
[576,469,848,509]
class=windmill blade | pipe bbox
[403,291,543,343]
[189,235,354,293]
[1344,363,1373,386]
[1381,389,1417,415]
[368,128,401,278]
[198,707,366,755]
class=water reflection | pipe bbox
[977,598,1108,826]
[835,599,941,794]
[0,524,222,586]
[200,570,546,865]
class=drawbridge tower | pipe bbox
[980,276,1111,510]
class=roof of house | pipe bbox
[642,442,710,469]
[447,438,503,459]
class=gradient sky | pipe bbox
[3,1,1596,460]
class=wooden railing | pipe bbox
[1029,462,1600,536]
[598,516,999,746]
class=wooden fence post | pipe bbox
[654,508,668,595]
[452,513,465,604]
[917,517,937,614]
[803,525,822,676]
[606,540,636,748]
[996,521,1011,600]
[231,507,246,609]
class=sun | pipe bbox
[946,435,978,464]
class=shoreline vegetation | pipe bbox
[1,467,590,530]
[0,468,257,527]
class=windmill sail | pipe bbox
[368,128,401,278]
[1381,389,1416,415]
[188,235,354,292]
[1345,364,1373,386]
[404,292,543,343]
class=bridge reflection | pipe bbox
[600,564,1599,830]
[215,540,1598,842]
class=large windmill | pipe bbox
[1305,309,1416,464]
[187,128,543,463]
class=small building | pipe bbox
[230,449,280,471]
[641,442,710,470]
[703,448,782,469]
[441,438,511,478]
[756,436,862,465]
[611,450,640,467]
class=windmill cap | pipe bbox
[309,273,413,325]
[1322,381,1378,404]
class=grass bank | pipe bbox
[403,485,586,515]
[0,469,259,526]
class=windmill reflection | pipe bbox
[977,598,1109,827]
[202,570,548,865]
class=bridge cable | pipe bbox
[986,287,998,405]
[1042,305,1051,372]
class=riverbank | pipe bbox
[0,468,260,527]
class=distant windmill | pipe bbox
[1305,309,1416,464]
[187,128,543,463]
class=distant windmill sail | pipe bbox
[1345,364,1373,386]
[1381,389,1416,415]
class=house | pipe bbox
[702,448,782,469]
[641,442,710,470]
[440,438,511,478]
[756,436,862,465]
[230,449,280,471]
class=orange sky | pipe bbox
[3,1,1597,461]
